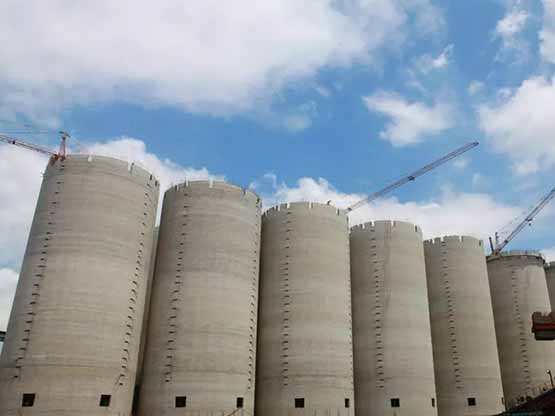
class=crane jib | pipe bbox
[346,141,479,213]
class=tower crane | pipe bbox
[346,141,479,213]
[0,131,69,162]
[489,186,555,257]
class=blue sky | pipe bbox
[0,0,555,328]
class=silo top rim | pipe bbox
[487,250,545,262]
[263,201,344,216]
[350,220,421,235]
[167,180,260,200]
[55,154,160,184]
[424,235,482,244]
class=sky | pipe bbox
[0,0,555,331]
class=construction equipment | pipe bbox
[489,187,555,257]
[0,130,69,162]
[346,141,479,213]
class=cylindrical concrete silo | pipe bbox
[425,236,504,416]
[351,221,436,416]
[0,155,160,415]
[256,202,354,415]
[139,181,261,415]
[545,262,555,311]
[487,251,555,406]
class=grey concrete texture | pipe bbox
[256,202,355,415]
[137,226,160,387]
[0,155,160,415]
[351,221,437,416]
[139,181,262,415]
[545,262,555,311]
[425,236,504,416]
[487,251,555,404]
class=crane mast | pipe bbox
[490,186,555,257]
[347,141,479,213]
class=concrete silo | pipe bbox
[487,251,555,406]
[139,181,261,415]
[425,236,504,416]
[351,221,436,416]
[545,262,555,311]
[256,202,354,415]
[0,155,159,415]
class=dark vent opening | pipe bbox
[345,398,350,408]
[432,398,436,407]
[22,393,36,407]
[468,397,477,406]
[176,396,187,408]
[99,394,111,407]
[295,398,305,408]
[391,398,400,408]
[236,397,244,408]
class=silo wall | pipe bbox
[139,181,261,415]
[351,221,437,416]
[256,202,354,415]
[0,155,160,415]
[425,236,504,416]
[487,251,555,406]
[545,262,555,311]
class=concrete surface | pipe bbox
[351,221,437,416]
[139,181,261,415]
[256,202,355,415]
[425,236,504,416]
[0,155,159,415]
[487,251,555,404]
[136,226,159,389]
[545,262,555,311]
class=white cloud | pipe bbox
[85,138,223,188]
[494,6,530,60]
[544,246,555,262]
[478,76,555,174]
[0,268,18,330]
[0,0,443,125]
[468,81,485,96]
[0,146,47,269]
[363,92,455,146]
[541,0,555,63]
[412,44,454,74]
[496,9,529,39]
[253,176,522,242]
[432,45,453,69]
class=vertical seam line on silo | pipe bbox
[281,214,292,387]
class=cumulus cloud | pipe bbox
[541,0,555,63]
[251,175,522,242]
[363,92,455,146]
[478,76,555,174]
[0,0,443,126]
